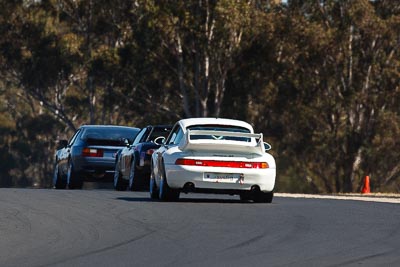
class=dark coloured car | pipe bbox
[114,125,172,191]
[53,125,140,189]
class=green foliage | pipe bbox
[0,0,399,192]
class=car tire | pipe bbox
[114,164,127,191]
[128,158,140,191]
[158,163,180,202]
[253,191,273,203]
[67,161,83,189]
[53,163,66,189]
[149,168,159,200]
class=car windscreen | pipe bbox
[187,125,251,142]
[81,127,139,146]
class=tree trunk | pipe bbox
[87,76,96,124]
[176,34,192,118]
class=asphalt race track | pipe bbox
[1,188,400,267]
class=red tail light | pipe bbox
[82,148,103,157]
[146,149,155,155]
[175,159,268,169]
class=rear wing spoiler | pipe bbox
[188,130,262,139]
[179,130,266,155]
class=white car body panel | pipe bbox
[151,118,276,194]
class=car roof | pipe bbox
[177,118,254,132]
[79,125,139,130]
[148,125,172,129]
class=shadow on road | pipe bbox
[116,197,152,202]
[116,196,248,204]
[83,182,114,190]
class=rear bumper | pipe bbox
[73,157,116,181]
[164,164,276,193]
[80,168,115,182]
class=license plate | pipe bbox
[203,173,243,183]
[104,152,116,158]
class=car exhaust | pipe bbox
[183,182,195,193]
[250,185,261,193]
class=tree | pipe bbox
[249,0,400,193]
[141,0,256,117]
[0,0,399,191]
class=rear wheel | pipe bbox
[128,158,140,191]
[158,163,180,201]
[53,163,66,189]
[149,169,159,200]
[67,161,83,189]
[114,163,127,191]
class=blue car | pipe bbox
[53,125,140,189]
[114,125,172,191]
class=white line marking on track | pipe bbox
[275,193,400,204]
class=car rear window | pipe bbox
[187,125,251,142]
[81,127,139,146]
[149,128,172,141]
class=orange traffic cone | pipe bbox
[361,176,370,194]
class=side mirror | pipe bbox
[264,142,272,151]
[58,140,68,149]
[124,138,130,147]
[154,136,166,145]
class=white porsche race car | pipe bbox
[150,118,276,202]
